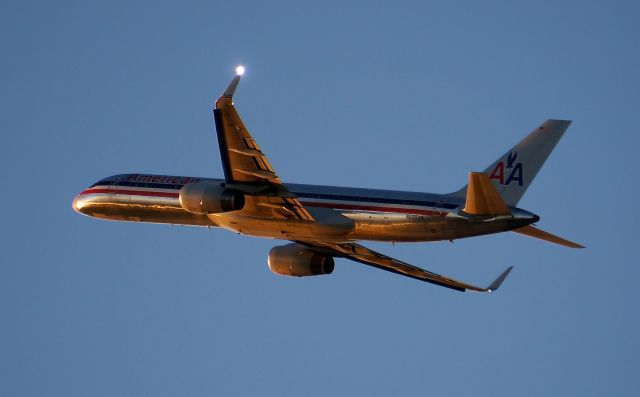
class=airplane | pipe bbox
[72,66,583,293]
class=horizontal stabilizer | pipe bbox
[513,225,584,248]
[463,172,511,216]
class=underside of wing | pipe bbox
[214,70,313,221]
[301,241,513,292]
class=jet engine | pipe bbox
[179,181,245,214]
[268,243,335,277]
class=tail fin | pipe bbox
[452,119,571,206]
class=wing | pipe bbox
[213,70,314,221]
[215,70,511,292]
[302,241,513,292]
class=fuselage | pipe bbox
[73,173,539,243]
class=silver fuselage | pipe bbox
[73,173,539,243]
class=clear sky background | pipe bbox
[2,1,639,395]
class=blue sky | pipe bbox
[2,1,639,395]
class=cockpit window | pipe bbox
[89,174,129,188]
[90,180,112,187]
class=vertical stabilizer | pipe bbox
[452,120,571,206]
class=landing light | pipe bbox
[235,65,245,76]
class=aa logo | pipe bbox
[490,151,523,186]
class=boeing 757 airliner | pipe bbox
[73,67,583,292]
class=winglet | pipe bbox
[487,266,514,292]
[216,66,244,109]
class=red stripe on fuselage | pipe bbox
[79,188,180,198]
[300,201,448,217]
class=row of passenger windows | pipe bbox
[90,181,458,209]
[118,181,182,190]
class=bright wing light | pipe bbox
[235,65,245,76]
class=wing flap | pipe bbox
[233,168,279,182]
[228,148,264,157]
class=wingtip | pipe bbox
[222,74,242,98]
[487,266,514,292]
[216,67,244,108]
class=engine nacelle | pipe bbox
[268,243,335,277]
[179,181,245,214]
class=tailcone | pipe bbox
[510,208,539,227]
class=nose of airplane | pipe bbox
[72,192,89,215]
[72,195,81,213]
